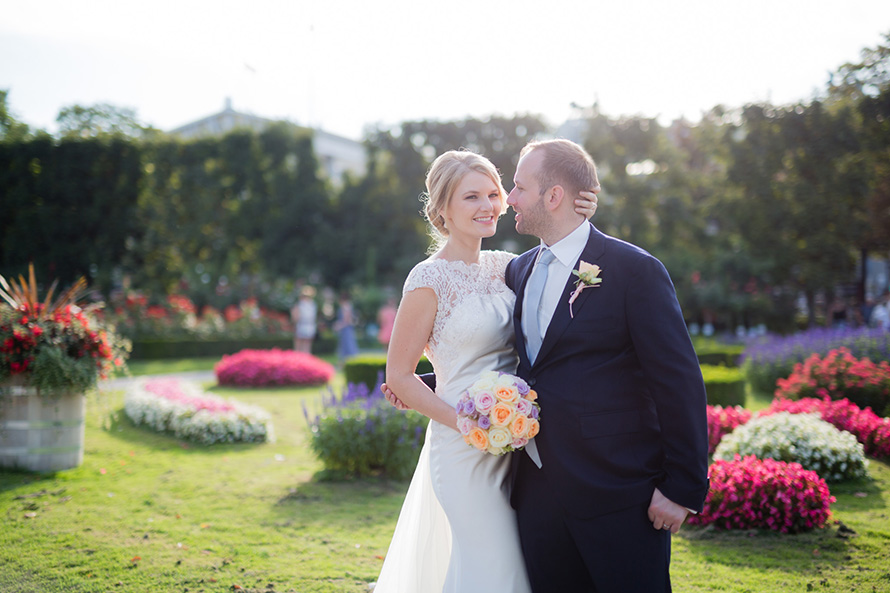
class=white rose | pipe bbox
[488,426,512,449]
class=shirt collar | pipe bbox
[540,221,590,268]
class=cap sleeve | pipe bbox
[402,261,442,299]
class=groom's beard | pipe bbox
[514,196,553,239]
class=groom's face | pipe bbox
[507,149,548,237]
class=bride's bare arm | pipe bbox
[385,287,458,431]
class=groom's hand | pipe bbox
[647,488,689,535]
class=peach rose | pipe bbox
[526,389,538,402]
[510,415,529,438]
[495,385,520,404]
[526,418,540,439]
[468,427,489,451]
[490,402,515,427]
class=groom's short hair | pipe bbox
[520,139,599,200]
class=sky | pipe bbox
[2,0,890,140]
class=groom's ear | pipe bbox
[545,185,565,211]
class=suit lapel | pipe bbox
[513,251,537,370]
[534,224,606,366]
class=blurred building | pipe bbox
[169,98,366,183]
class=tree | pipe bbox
[56,103,161,139]
[725,101,868,326]
[829,31,890,254]
[0,90,30,142]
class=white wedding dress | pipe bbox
[373,250,531,593]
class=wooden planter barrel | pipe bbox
[0,382,86,473]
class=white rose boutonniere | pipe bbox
[569,261,602,318]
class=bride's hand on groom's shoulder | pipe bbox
[381,382,411,411]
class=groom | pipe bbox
[505,139,709,592]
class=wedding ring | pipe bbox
[662,525,671,530]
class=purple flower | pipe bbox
[478,415,492,430]
[515,378,530,395]
[530,407,540,420]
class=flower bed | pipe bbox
[706,404,752,455]
[687,455,834,533]
[774,348,890,416]
[215,348,334,387]
[124,378,272,444]
[714,412,868,482]
[762,397,890,459]
[103,292,293,342]
[305,381,429,479]
[741,326,890,394]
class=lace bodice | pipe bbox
[403,250,518,405]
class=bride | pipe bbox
[373,150,597,592]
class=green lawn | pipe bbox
[1,371,889,592]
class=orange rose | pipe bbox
[491,402,515,427]
[526,389,538,402]
[510,415,529,438]
[495,386,520,404]
[526,418,540,439]
[468,427,489,451]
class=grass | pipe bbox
[124,357,221,377]
[1,364,889,593]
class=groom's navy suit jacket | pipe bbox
[506,223,709,518]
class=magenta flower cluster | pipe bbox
[215,348,335,387]
[761,397,890,459]
[706,404,752,454]
[688,455,835,533]
[144,378,236,413]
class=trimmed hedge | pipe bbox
[701,364,746,407]
[697,351,742,367]
[693,338,744,368]
[344,354,434,390]
[131,338,292,360]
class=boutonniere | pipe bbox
[569,261,602,318]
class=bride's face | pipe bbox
[442,171,501,241]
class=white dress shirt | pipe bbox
[522,221,591,347]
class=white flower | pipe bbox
[488,426,512,449]
[714,412,868,482]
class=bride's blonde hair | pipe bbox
[421,149,507,250]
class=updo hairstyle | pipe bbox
[421,150,507,247]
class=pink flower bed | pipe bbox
[761,397,890,459]
[144,378,236,413]
[706,404,753,454]
[215,348,335,387]
[688,455,835,533]
[775,347,890,415]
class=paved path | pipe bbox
[100,370,216,391]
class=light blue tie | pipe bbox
[525,248,555,363]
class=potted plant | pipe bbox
[0,265,129,472]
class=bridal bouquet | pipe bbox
[455,371,540,456]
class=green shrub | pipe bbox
[306,383,429,479]
[701,364,746,407]
[131,338,292,360]
[697,351,742,367]
[713,412,869,482]
[693,339,744,368]
[344,354,433,390]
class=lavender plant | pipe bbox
[305,374,429,479]
[741,327,890,394]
